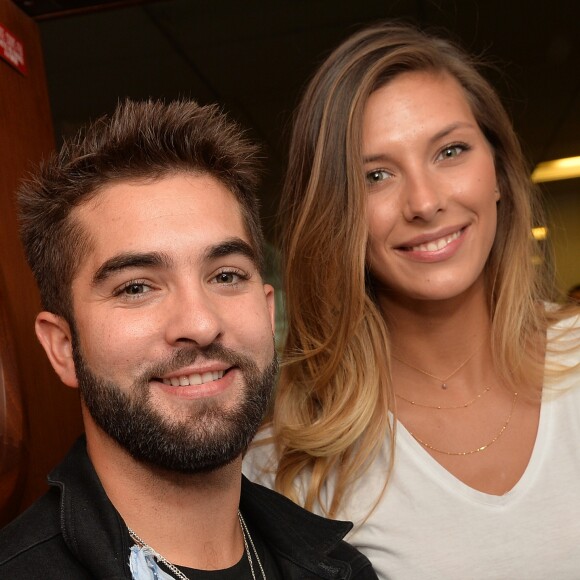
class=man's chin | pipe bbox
[145,448,242,476]
[94,404,258,474]
[148,389,238,420]
[73,340,277,474]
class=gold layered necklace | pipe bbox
[405,391,519,456]
[392,339,484,389]
[393,339,518,455]
[396,385,491,409]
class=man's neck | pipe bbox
[84,422,245,571]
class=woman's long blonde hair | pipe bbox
[271,22,571,517]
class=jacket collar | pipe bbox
[49,437,356,579]
[48,436,131,579]
[240,475,354,578]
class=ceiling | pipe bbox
[14,0,580,240]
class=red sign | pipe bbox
[0,23,27,76]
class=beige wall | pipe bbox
[543,179,580,296]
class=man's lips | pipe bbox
[160,370,226,387]
[151,364,233,387]
[152,365,236,400]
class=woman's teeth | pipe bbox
[410,230,461,252]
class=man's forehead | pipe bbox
[77,173,241,215]
[71,173,252,270]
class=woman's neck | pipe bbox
[378,278,492,368]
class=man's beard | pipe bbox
[71,334,278,474]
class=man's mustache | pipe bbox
[141,343,259,384]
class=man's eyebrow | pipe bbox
[92,252,172,285]
[204,238,258,265]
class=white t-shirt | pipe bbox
[244,316,580,579]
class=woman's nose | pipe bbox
[401,171,445,222]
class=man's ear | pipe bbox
[263,284,276,335]
[35,312,78,388]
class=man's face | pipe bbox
[65,173,277,473]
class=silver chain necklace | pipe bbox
[127,510,266,580]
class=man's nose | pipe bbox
[164,286,222,348]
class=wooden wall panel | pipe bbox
[0,0,83,525]
[0,275,25,524]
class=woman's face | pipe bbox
[363,70,499,303]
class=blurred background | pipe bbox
[22,0,580,294]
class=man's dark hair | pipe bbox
[18,99,264,322]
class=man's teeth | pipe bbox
[162,370,225,387]
[411,230,461,252]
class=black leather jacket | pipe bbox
[0,437,377,579]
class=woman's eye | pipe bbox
[438,144,468,160]
[365,169,391,185]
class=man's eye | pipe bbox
[124,283,149,294]
[217,272,237,284]
[212,269,248,285]
[114,281,152,297]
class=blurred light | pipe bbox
[532,226,548,240]
[531,156,580,183]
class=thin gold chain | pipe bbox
[392,338,485,389]
[406,391,518,456]
[396,386,491,409]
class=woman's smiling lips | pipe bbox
[396,225,468,261]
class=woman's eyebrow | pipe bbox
[429,121,476,145]
[362,121,477,164]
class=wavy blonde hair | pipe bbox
[269,22,576,517]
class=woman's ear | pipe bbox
[35,312,78,388]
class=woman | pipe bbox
[244,22,580,579]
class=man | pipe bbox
[0,100,376,579]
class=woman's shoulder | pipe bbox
[243,425,278,488]
[547,307,580,347]
[545,307,580,387]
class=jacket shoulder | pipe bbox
[0,490,91,579]
[328,540,378,579]
[241,477,378,579]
